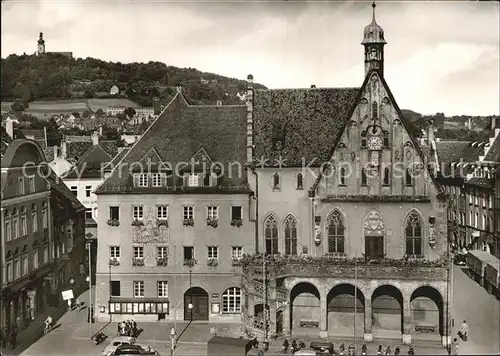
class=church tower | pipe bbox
[362,1,386,77]
[37,32,45,56]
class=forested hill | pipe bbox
[0,53,267,109]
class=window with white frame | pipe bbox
[18,177,25,195]
[42,208,48,229]
[85,185,92,197]
[6,261,13,282]
[14,258,21,280]
[133,281,145,297]
[222,287,241,313]
[22,255,28,276]
[85,209,93,219]
[132,206,144,220]
[110,246,121,259]
[5,221,11,242]
[157,205,168,219]
[157,281,168,297]
[134,246,144,258]
[157,246,168,258]
[50,242,55,259]
[70,186,77,196]
[469,211,473,226]
[231,246,243,259]
[20,214,27,236]
[33,250,39,269]
[187,173,199,187]
[136,173,148,187]
[183,206,194,220]
[151,173,165,187]
[482,215,486,230]
[208,246,218,259]
[475,213,479,228]
[29,176,35,194]
[207,206,218,220]
[13,217,19,239]
[31,212,37,233]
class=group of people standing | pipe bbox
[451,320,470,355]
[117,320,140,338]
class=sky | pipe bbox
[1,0,499,116]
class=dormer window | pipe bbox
[188,173,199,187]
[183,173,217,188]
[133,173,167,188]
[137,173,148,187]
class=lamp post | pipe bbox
[169,327,176,356]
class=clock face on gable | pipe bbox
[367,136,383,151]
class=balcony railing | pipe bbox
[237,254,449,281]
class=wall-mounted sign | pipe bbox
[211,293,219,300]
[61,289,74,301]
[211,303,220,314]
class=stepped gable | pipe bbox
[253,86,360,166]
[97,92,248,193]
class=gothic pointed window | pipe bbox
[264,215,278,255]
[405,213,422,257]
[405,168,412,186]
[372,101,378,119]
[339,168,346,186]
[361,169,368,186]
[296,173,303,190]
[383,167,390,186]
[284,215,298,255]
[328,210,345,255]
[272,173,280,189]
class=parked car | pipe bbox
[113,344,159,355]
[101,336,155,356]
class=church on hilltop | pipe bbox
[36,32,73,58]
[92,0,454,349]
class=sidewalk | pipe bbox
[1,283,89,356]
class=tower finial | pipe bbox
[372,0,376,21]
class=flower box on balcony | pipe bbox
[107,219,120,227]
[132,258,144,267]
[207,258,218,267]
[183,218,194,227]
[131,219,144,227]
[207,218,218,228]
[109,258,120,266]
[183,258,197,268]
[231,258,243,267]
[156,257,168,266]
[230,219,243,227]
[157,219,169,227]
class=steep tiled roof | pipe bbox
[483,135,499,162]
[100,140,119,158]
[253,87,360,166]
[466,177,492,189]
[65,144,112,179]
[104,148,130,172]
[435,140,485,177]
[67,141,93,160]
[97,93,248,193]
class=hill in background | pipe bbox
[1,53,266,111]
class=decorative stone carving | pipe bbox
[350,152,356,162]
[363,210,385,236]
[360,98,369,105]
[382,97,390,105]
[348,120,357,127]
[392,119,401,126]
[382,114,389,124]
[405,149,412,160]
[132,207,169,266]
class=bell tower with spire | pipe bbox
[37,32,45,56]
[362,1,386,77]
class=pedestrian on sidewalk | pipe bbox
[458,320,469,341]
[76,298,82,312]
[67,299,72,312]
[452,338,459,355]
[9,328,17,350]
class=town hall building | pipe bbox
[92,1,452,347]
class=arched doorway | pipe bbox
[290,282,320,333]
[410,286,443,341]
[184,287,209,321]
[371,285,403,336]
[327,284,365,336]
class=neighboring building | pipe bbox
[135,107,155,119]
[94,93,253,324]
[107,106,153,119]
[242,2,451,347]
[1,140,54,330]
[20,129,48,150]
[36,32,73,58]
[107,106,126,116]
[110,85,120,96]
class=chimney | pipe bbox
[216,100,222,106]
[427,119,435,145]
[5,117,14,139]
[468,117,472,130]
[92,131,99,146]
[246,74,254,164]
[53,145,58,159]
[310,85,316,88]
[491,117,497,131]
[61,140,67,158]
[99,126,103,136]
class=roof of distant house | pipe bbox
[483,134,499,162]
[45,171,85,211]
[65,143,112,179]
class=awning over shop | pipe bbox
[467,250,500,277]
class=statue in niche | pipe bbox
[363,210,385,236]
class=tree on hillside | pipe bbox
[124,107,136,119]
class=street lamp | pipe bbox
[86,275,92,339]
[169,327,176,356]
[188,303,193,322]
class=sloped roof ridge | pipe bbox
[256,86,360,92]
[98,92,186,188]
[76,144,112,166]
